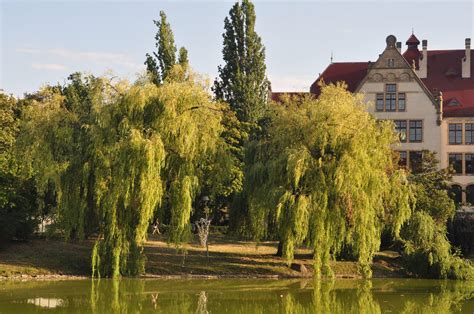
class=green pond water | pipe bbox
[0,279,473,313]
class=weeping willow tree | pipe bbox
[399,152,474,280]
[17,68,226,277]
[246,84,413,278]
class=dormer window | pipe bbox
[448,98,460,107]
[445,67,458,77]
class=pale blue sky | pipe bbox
[1,0,473,97]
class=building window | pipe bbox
[409,120,423,142]
[467,185,474,205]
[398,151,407,168]
[396,151,425,172]
[386,84,397,112]
[450,184,463,204]
[409,151,423,173]
[385,92,397,111]
[394,120,407,142]
[388,59,395,67]
[449,153,463,174]
[449,123,462,145]
[386,84,396,93]
[466,154,474,175]
[465,123,474,144]
[398,93,406,111]
[376,84,406,112]
[376,94,384,111]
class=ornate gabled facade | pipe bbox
[276,34,474,210]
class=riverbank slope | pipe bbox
[0,234,406,280]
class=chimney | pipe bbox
[417,39,428,78]
[396,42,402,53]
[462,38,471,78]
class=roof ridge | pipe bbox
[427,49,466,52]
[331,61,369,64]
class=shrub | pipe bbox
[401,211,474,280]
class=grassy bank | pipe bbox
[0,234,406,280]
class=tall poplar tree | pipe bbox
[145,11,188,85]
[178,47,189,68]
[213,0,270,124]
[213,0,270,232]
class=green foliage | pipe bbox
[213,0,270,233]
[400,152,474,280]
[178,47,188,67]
[0,94,18,155]
[0,94,40,243]
[17,73,225,277]
[213,0,270,124]
[0,175,39,243]
[145,11,188,85]
[448,214,474,256]
[198,108,248,210]
[16,74,104,239]
[245,85,413,278]
[408,151,455,224]
[145,54,160,86]
[401,211,474,280]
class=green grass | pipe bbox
[0,235,406,279]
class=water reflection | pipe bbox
[196,291,209,314]
[0,279,472,313]
[27,297,65,308]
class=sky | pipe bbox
[1,0,473,97]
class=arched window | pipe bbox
[466,185,474,205]
[450,184,463,205]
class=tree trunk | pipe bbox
[276,241,284,257]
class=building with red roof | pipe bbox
[276,34,473,209]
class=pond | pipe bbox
[0,278,473,313]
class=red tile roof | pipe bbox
[309,62,369,95]
[421,50,474,117]
[406,34,421,45]
[309,43,473,117]
[403,46,421,70]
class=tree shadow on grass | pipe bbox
[0,239,92,276]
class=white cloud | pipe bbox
[47,48,142,70]
[16,48,41,54]
[268,74,315,92]
[17,47,143,70]
[32,63,67,71]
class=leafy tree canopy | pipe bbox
[145,11,188,85]
[0,94,40,243]
[245,84,413,278]
[213,0,270,124]
[16,71,227,277]
[407,151,455,224]
[400,152,473,280]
